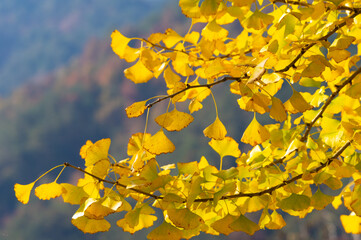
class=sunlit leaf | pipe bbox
[209,137,241,158]
[341,213,361,234]
[203,116,227,140]
[202,20,228,41]
[124,60,154,84]
[14,182,35,204]
[84,138,111,167]
[125,100,148,118]
[241,115,270,146]
[211,214,238,235]
[155,108,194,131]
[35,182,64,200]
[61,183,88,205]
[117,204,157,234]
[247,58,268,84]
[143,129,175,155]
[270,97,287,122]
[243,10,274,31]
[284,90,313,114]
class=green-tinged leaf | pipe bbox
[168,208,204,229]
[278,194,311,211]
[117,204,157,234]
[229,214,260,235]
[212,167,238,180]
[311,188,334,210]
[155,108,194,131]
[147,221,183,240]
[211,214,238,235]
[72,216,110,234]
[61,183,88,205]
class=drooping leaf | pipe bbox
[203,116,227,140]
[14,182,35,204]
[35,182,64,200]
[155,108,194,131]
[241,115,270,146]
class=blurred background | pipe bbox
[0,1,356,239]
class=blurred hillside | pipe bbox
[0,0,167,96]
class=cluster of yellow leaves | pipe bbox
[15,0,361,238]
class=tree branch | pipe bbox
[301,65,361,142]
[146,76,246,109]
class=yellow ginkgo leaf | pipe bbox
[229,214,260,235]
[200,0,219,16]
[167,208,204,230]
[35,182,64,200]
[311,188,334,210]
[125,100,148,118]
[164,66,181,89]
[127,132,152,156]
[84,138,111,167]
[278,193,311,211]
[241,116,270,146]
[265,211,286,230]
[124,60,154,84]
[189,99,203,113]
[147,221,183,240]
[284,90,313,114]
[209,136,241,158]
[80,140,93,159]
[14,182,35,204]
[143,129,175,155]
[243,10,274,31]
[72,216,111,234]
[162,29,183,48]
[61,183,88,205]
[155,108,194,131]
[110,30,131,60]
[203,116,227,140]
[211,214,238,235]
[85,197,123,219]
[270,97,287,122]
[341,213,361,234]
[201,20,229,41]
[117,204,157,234]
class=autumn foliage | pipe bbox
[15,0,361,238]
